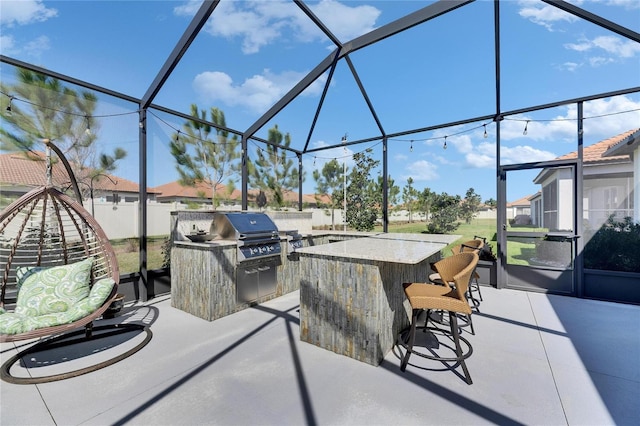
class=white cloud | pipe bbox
[517,0,577,30]
[564,40,592,52]
[605,0,640,10]
[500,95,640,143]
[0,35,16,55]
[498,145,557,165]
[460,137,556,167]
[394,153,408,162]
[592,36,640,58]
[306,0,380,42]
[193,69,326,113]
[307,140,355,172]
[560,61,581,72]
[412,95,640,170]
[175,0,380,54]
[430,154,455,166]
[0,0,57,27]
[402,160,439,182]
[581,96,640,136]
[173,0,200,17]
[23,35,50,56]
[0,0,55,57]
[565,36,640,62]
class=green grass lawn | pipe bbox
[116,218,530,274]
[375,218,498,256]
[112,236,167,274]
[375,219,547,265]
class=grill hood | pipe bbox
[212,212,279,240]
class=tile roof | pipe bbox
[556,128,638,163]
[507,195,532,207]
[0,151,156,193]
[152,180,241,200]
[153,181,332,206]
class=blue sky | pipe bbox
[1,0,639,203]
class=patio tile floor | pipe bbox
[2,286,639,425]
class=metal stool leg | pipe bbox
[401,309,419,372]
[450,312,473,385]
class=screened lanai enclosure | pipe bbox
[1,0,639,304]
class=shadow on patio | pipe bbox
[1,286,638,425]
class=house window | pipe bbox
[543,180,558,230]
[604,187,618,212]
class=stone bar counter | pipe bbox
[296,233,459,366]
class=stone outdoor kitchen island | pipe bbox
[297,233,459,366]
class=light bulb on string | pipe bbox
[5,96,14,115]
[175,130,180,142]
[313,156,316,166]
[410,140,413,152]
[443,136,448,150]
[84,116,91,136]
[523,120,529,136]
[483,124,488,139]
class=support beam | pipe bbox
[542,0,640,43]
[245,0,473,141]
[141,0,219,108]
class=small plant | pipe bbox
[124,237,139,253]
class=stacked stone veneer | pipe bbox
[171,242,237,321]
[298,252,438,366]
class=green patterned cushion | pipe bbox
[0,278,115,335]
[65,278,116,321]
[15,257,94,317]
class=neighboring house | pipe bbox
[533,128,639,231]
[506,195,532,220]
[0,150,157,205]
[153,180,242,207]
[153,181,332,209]
[528,192,542,227]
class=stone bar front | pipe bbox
[297,233,459,366]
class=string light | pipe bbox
[483,124,488,138]
[523,120,529,136]
[410,140,413,152]
[175,130,180,142]
[443,136,447,150]
[5,95,14,115]
[313,156,316,166]
[85,115,91,136]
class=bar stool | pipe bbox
[399,252,479,384]
[430,239,484,311]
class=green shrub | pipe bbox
[584,216,640,273]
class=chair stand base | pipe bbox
[427,309,475,336]
[1,323,152,385]
[398,312,473,384]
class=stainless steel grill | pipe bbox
[212,212,281,305]
[281,229,303,253]
[212,212,282,263]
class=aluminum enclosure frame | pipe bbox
[1,0,639,301]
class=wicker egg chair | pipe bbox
[0,143,151,384]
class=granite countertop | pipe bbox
[296,234,460,264]
[173,239,236,248]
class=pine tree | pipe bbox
[170,104,241,209]
[248,125,303,208]
[1,68,126,196]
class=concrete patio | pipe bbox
[1,286,639,426]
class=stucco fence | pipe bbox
[90,201,498,240]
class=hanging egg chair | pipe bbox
[0,141,151,384]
